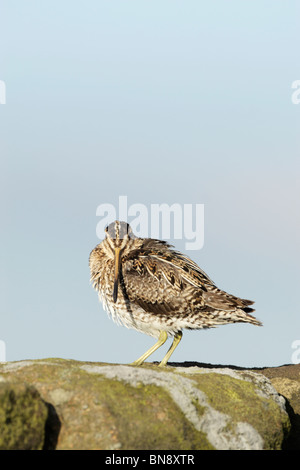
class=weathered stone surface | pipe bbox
[0,382,48,450]
[257,364,300,450]
[0,359,293,450]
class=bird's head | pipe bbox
[104,221,136,303]
[105,220,134,247]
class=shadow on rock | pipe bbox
[280,397,300,450]
[43,402,61,450]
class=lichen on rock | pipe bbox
[0,359,296,450]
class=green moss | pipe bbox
[8,361,212,449]
[76,369,213,450]
[0,360,292,450]
[0,383,48,450]
[191,373,290,450]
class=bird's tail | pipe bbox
[237,308,262,326]
[202,290,262,326]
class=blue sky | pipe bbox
[1,1,299,367]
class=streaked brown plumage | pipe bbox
[89,220,262,366]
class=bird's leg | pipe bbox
[131,330,168,366]
[158,331,183,367]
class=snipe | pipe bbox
[89,220,262,366]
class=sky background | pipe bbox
[1,0,299,368]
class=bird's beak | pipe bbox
[113,247,121,303]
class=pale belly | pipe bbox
[98,291,189,338]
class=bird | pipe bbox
[89,220,262,366]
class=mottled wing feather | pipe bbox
[122,258,191,317]
[124,238,214,288]
[203,290,255,312]
[122,238,255,315]
[121,239,211,316]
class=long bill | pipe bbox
[113,247,121,303]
